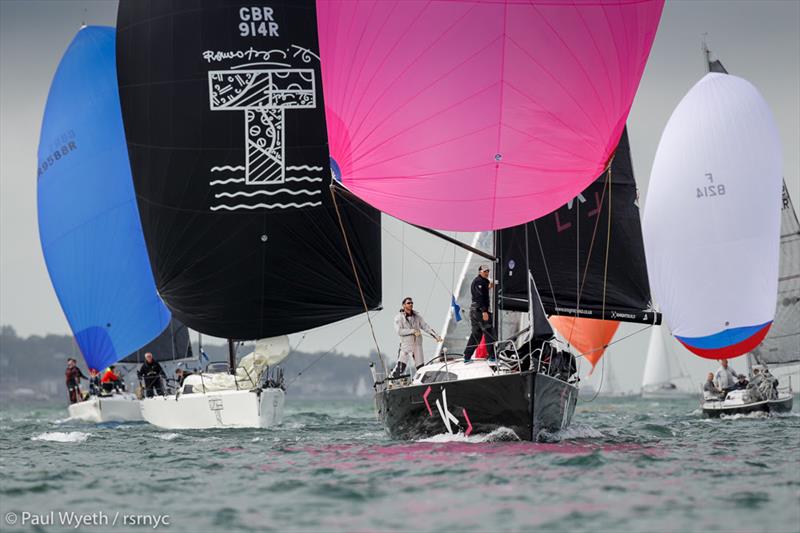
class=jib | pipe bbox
[38,141,77,177]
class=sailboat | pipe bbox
[643,60,792,417]
[114,1,382,429]
[316,0,665,440]
[641,326,690,399]
[37,26,172,423]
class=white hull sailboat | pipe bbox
[140,388,284,430]
[68,393,143,423]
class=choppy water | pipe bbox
[1,396,798,532]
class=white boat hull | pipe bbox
[67,394,143,423]
[140,388,284,429]
[702,390,794,418]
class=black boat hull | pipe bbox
[702,395,794,418]
[375,372,577,441]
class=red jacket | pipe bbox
[101,370,120,383]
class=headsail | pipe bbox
[317,0,665,230]
[499,129,656,326]
[641,326,671,390]
[37,27,170,371]
[115,1,381,340]
[643,73,782,359]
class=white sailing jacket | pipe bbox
[394,311,436,368]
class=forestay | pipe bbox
[317,0,664,230]
[37,27,170,371]
[643,73,783,359]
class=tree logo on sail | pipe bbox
[205,47,325,212]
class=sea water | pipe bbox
[1,396,798,532]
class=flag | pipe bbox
[451,295,462,322]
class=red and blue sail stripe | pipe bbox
[675,321,772,359]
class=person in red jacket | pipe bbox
[101,365,122,393]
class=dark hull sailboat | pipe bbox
[372,127,657,441]
[376,367,577,441]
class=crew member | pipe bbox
[137,352,166,397]
[101,365,122,393]
[65,358,87,404]
[88,368,101,396]
[391,297,442,378]
[714,359,738,395]
[175,368,194,387]
[463,265,496,363]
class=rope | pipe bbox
[329,186,387,375]
[286,318,371,386]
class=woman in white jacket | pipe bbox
[391,297,442,378]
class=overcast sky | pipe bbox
[1,0,798,392]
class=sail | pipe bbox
[753,184,800,365]
[439,232,492,355]
[115,1,381,340]
[317,0,665,231]
[642,326,671,389]
[705,55,800,366]
[643,73,783,359]
[549,317,620,369]
[119,319,192,364]
[499,128,656,325]
[37,26,170,371]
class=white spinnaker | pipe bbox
[643,73,782,346]
[642,326,670,388]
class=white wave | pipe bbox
[688,409,703,416]
[210,201,321,211]
[720,411,771,420]
[418,427,521,443]
[285,176,323,183]
[251,437,262,442]
[211,165,245,172]
[158,433,180,441]
[214,189,320,199]
[538,424,604,442]
[32,431,90,443]
[286,165,323,172]
[209,177,246,186]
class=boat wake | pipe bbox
[537,424,604,443]
[31,431,90,443]
[720,411,770,420]
[417,427,521,443]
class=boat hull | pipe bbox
[67,394,143,423]
[702,393,793,418]
[375,372,577,441]
[140,388,284,429]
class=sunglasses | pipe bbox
[404,301,414,305]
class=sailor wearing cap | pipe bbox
[464,265,496,363]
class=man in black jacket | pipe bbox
[463,265,496,363]
[137,352,166,397]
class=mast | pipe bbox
[227,339,236,375]
[701,34,711,73]
[492,230,500,342]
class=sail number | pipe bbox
[239,7,279,37]
[697,173,726,199]
[37,132,78,177]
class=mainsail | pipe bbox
[115,1,381,341]
[754,184,800,365]
[120,319,192,364]
[643,73,783,359]
[499,129,657,326]
[703,53,800,366]
[317,0,665,230]
[37,26,170,371]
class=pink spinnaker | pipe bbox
[317,0,663,230]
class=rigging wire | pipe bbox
[286,318,372,386]
[329,186,386,375]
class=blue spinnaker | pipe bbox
[37,26,170,371]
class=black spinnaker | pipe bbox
[120,318,192,364]
[499,128,657,325]
[115,1,381,340]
